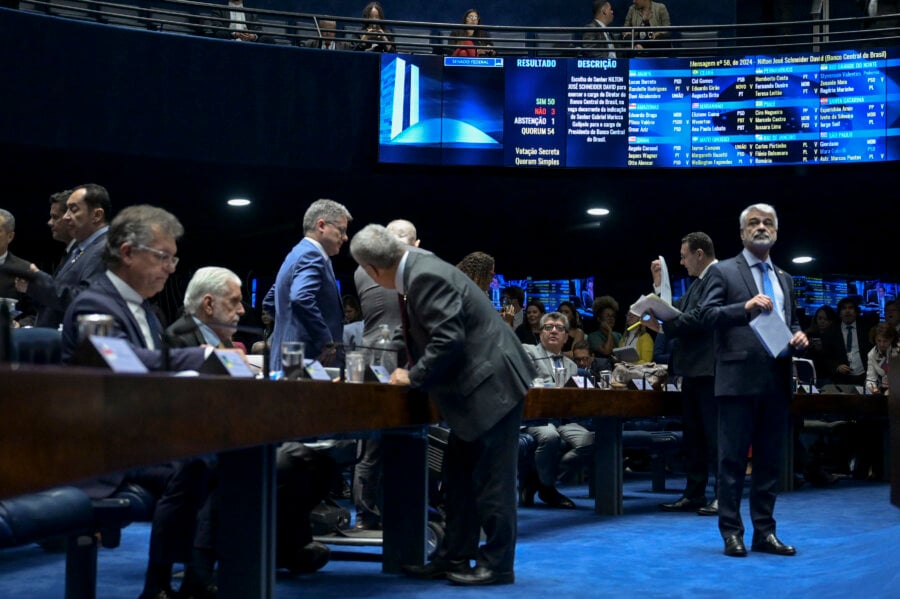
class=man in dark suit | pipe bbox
[61,205,208,371]
[700,203,808,558]
[350,218,419,531]
[0,208,36,325]
[61,205,212,599]
[167,266,245,349]
[350,224,535,586]
[268,199,351,370]
[582,0,617,58]
[652,232,719,516]
[821,296,872,386]
[22,184,111,329]
[207,0,270,43]
[303,18,352,50]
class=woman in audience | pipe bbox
[558,300,585,356]
[456,250,495,292]
[515,299,546,345]
[343,294,364,349]
[449,8,496,57]
[617,311,654,364]
[355,2,394,52]
[804,304,838,384]
[866,322,899,395]
[587,295,620,358]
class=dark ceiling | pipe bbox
[4,142,897,321]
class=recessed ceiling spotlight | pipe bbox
[792,256,814,264]
[587,208,610,216]
[227,198,251,207]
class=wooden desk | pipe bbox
[0,368,893,597]
[0,366,437,598]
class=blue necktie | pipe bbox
[756,262,775,301]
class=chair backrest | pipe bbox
[10,327,63,364]
[533,32,573,57]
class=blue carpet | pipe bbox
[2,476,898,598]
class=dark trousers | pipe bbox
[276,442,337,556]
[353,437,382,524]
[717,389,789,540]
[127,459,210,566]
[439,401,523,573]
[680,376,717,502]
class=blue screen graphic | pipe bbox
[378,48,894,168]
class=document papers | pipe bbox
[749,309,793,358]
[658,256,672,305]
[629,293,682,322]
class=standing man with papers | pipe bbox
[651,232,720,516]
[699,204,808,558]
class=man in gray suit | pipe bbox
[350,224,535,586]
[350,218,419,531]
[700,203,808,558]
[652,232,719,516]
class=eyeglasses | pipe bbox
[134,244,179,267]
[541,324,567,332]
[465,14,479,21]
[325,221,348,236]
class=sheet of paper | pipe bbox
[629,293,682,322]
[749,309,793,358]
[658,255,672,304]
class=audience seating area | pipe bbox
[10,0,898,56]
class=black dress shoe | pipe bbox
[696,499,718,516]
[518,483,536,507]
[723,535,747,557]
[751,533,796,556]
[401,558,472,580]
[447,565,514,586]
[660,497,705,512]
[537,485,576,509]
[277,541,331,574]
[353,519,382,531]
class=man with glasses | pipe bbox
[519,312,579,509]
[60,204,208,371]
[268,198,352,369]
[60,205,213,599]
[20,183,111,328]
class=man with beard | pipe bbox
[700,203,808,558]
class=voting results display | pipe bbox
[378,47,900,168]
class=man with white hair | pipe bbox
[700,203,808,558]
[167,266,245,348]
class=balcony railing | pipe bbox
[11,0,900,57]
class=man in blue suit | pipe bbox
[700,203,808,558]
[268,199,352,370]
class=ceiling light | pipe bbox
[227,198,251,207]
[792,256,814,264]
[586,208,610,216]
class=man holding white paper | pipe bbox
[699,204,807,559]
[651,232,719,516]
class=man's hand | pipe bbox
[788,331,808,351]
[389,368,410,385]
[650,259,662,288]
[744,293,773,313]
[836,364,852,375]
[317,344,338,367]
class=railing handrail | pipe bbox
[13,0,900,55]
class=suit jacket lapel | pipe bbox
[735,254,758,299]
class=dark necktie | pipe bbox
[142,300,163,348]
[397,293,413,368]
[845,325,853,352]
